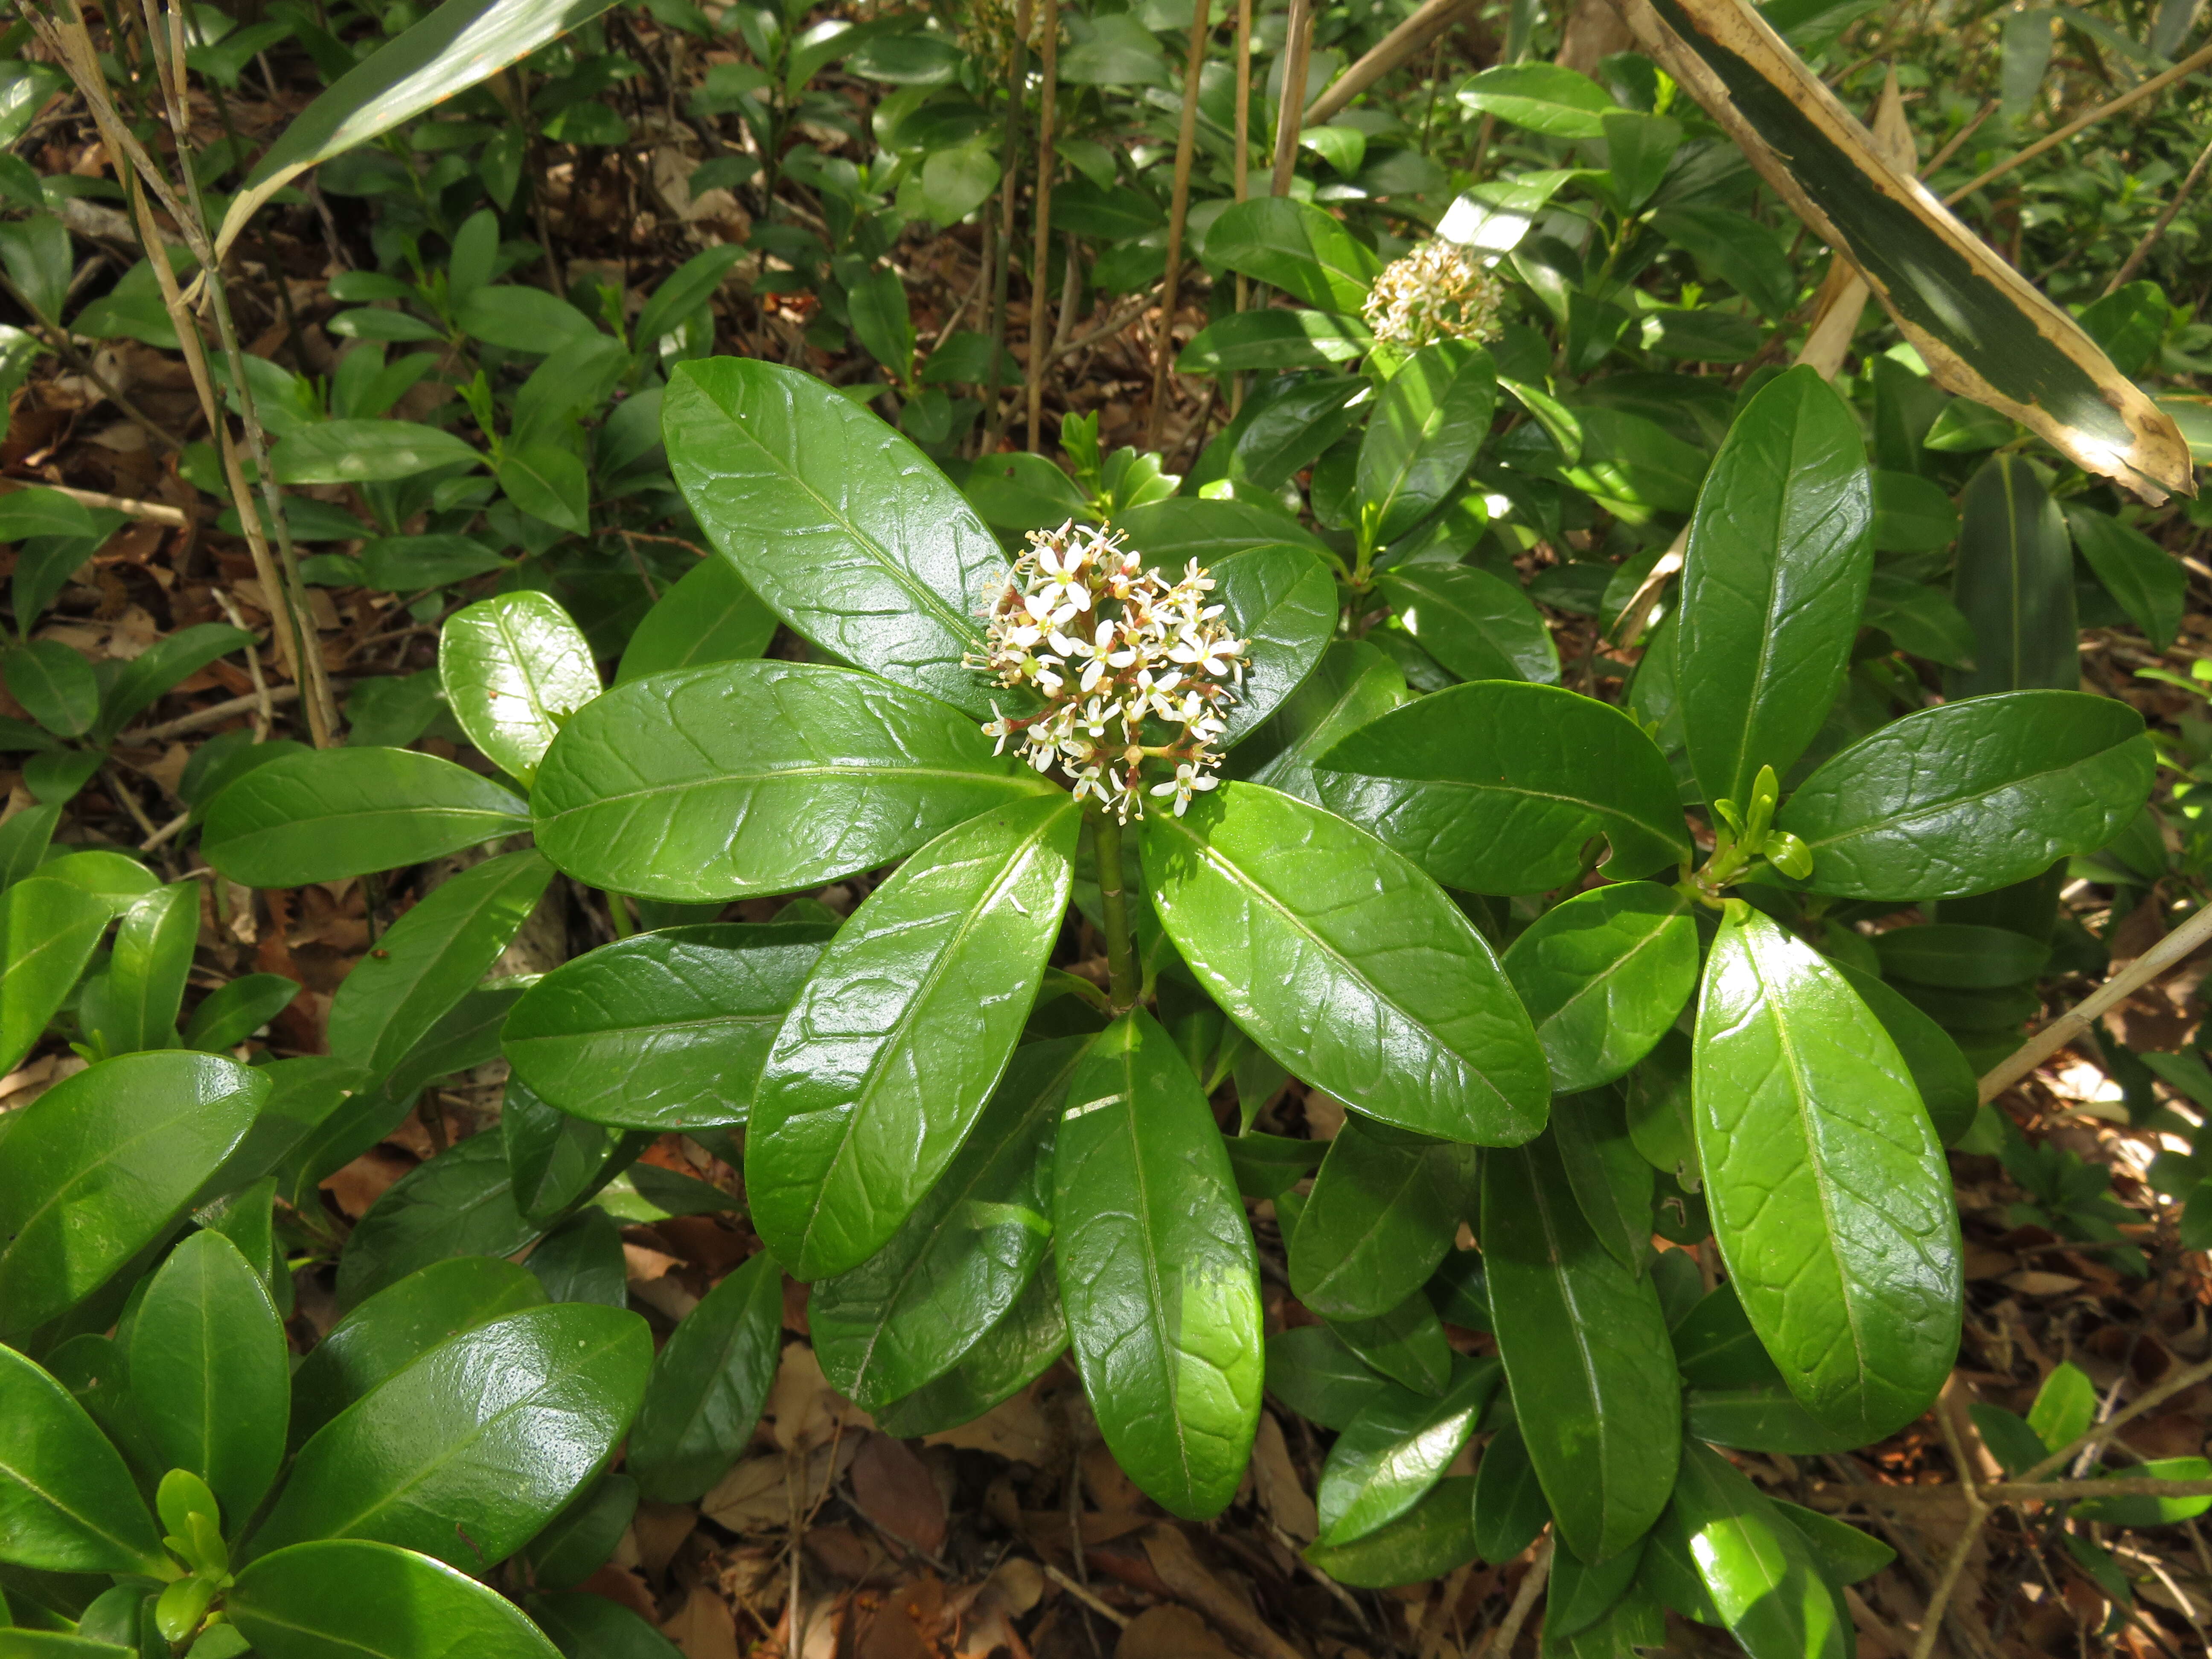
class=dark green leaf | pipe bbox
[870,1260,1068,1438]
[1207,544,1338,748]
[1676,366,1872,812]
[1870,923,2049,989]
[228,1540,562,1659]
[1694,906,1961,1441]
[1654,1442,1847,1659]
[1378,565,1559,685]
[289,1256,547,1450]
[1948,453,2076,699]
[0,1053,267,1344]
[271,421,481,485]
[1289,1114,1474,1321]
[1202,199,1383,314]
[505,924,831,1131]
[1302,1476,1479,1587]
[329,851,552,1079]
[1777,690,2154,899]
[1178,309,1374,373]
[203,748,529,887]
[1356,344,1497,550]
[519,1474,637,1592]
[628,1252,783,1502]
[0,878,119,1076]
[2064,503,2186,651]
[661,358,1011,718]
[1484,1134,1680,1563]
[1471,1422,1549,1562]
[1052,1010,1262,1519]
[251,1303,649,1569]
[1457,63,1620,138]
[527,1590,681,1659]
[530,661,1050,904]
[183,973,300,1052]
[6,642,98,739]
[812,1036,1082,1409]
[1313,682,1690,893]
[527,1209,631,1307]
[1551,1090,1656,1272]
[1828,963,1979,1146]
[129,1232,288,1527]
[1317,1358,1499,1545]
[1263,1323,1392,1433]
[748,795,1076,1279]
[1226,640,1409,809]
[1144,782,1548,1144]
[1328,1294,1455,1397]
[1223,1131,1324,1199]
[1503,883,1698,1091]
[615,556,779,685]
[333,1135,545,1310]
[0,1343,164,1575]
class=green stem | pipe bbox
[1091,809,1139,1015]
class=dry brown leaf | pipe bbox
[770,1342,876,1452]
[1140,1525,1306,1659]
[1116,1605,1237,1659]
[2002,1270,2084,1296]
[701,1439,861,1535]
[1249,1413,1318,1545]
[661,1583,741,1659]
[632,1500,700,1577]
[850,1433,949,1555]
[920,1378,1058,1465]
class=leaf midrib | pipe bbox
[536,763,1037,823]
[1792,737,2139,851]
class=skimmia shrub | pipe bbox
[0,349,2158,1659]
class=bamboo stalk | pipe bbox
[1944,36,2212,204]
[1303,0,1476,127]
[2105,126,2212,293]
[983,0,1034,450]
[1270,0,1313,197]
[1026,0,1060,453]
[1230,0,1252,415]
[1145,0,1214,452]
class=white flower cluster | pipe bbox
[1362,238,1505,350]
[968,521,1250,822]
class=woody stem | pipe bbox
[1090,807,1141,1016]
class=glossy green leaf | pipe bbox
[329,851,553,1079]
[1551,1091,1656,1272]
[2064,503,2185,651]
[1317,1358,1499,1545]
[1223,1131,1324,1199]
[812,1036,1083,1409]
[1145,782,1547,1144]
[1471,1422,1549,1563]
[1656,1442,1846,1659]
[0,804,60,892]
[228,1540,563,1659]
[505,923,831,1131]
[6,642,98,739]
[1948,453,2075,699]
[1378,565,1559,685]
[1546,1537,1647,1641]
[615,556,778,685]
[438,592,600,787]
[1503,883,1698,1092]
[0,878,115,1076]
[183,972,301,1052]
[2027,1359,2096,1453]
[129,1232,288,1527]
[1303,1476,1479,1588]
[289,1256,547,1450]
[1829,964,1979,1147]
[1177,309,1374,373]
[2072,1455,2212,1525]
[1328,1294,1454,1397]
[1289,1114,1475,1321]
[528,1591,681,1659]
[1356,344,1497,550]
[1870,923,2049,989]
[1694,906,1960,1441]
[1675,367,1872,812]
[1226,640,1410,809]
[870,1259,1068,1438]
[1483,1134,1680,1563]
[0,1632,134,1656]
[1052,1010,1263,1520]
[0,1344,164,1575]
[519,1474,637,1592]
[333,1135,545,1310]
[1202,198,1383,314]
[0,1053,267,1344]
[271,420,482,485]
[1458,63,1619,137]
[530,661,1048,904]
[628,1252,783,1502]
[1777,690,2155,899]
[203,748,530,887]
[1673,1285,1865,1455]
[252,1303,649,1569]
[1313,683,1690,893]
[526,1208,630,1306]
[661,358,1010,718]
[1207,544,1338,748]
[748,795,1075,1279]
[1262,1324,1391,1431]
